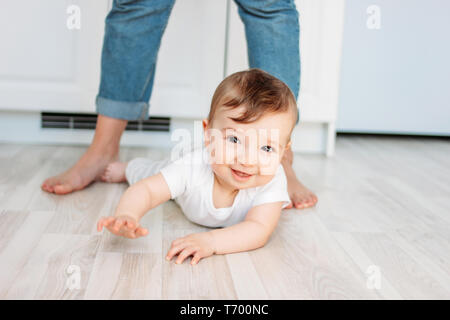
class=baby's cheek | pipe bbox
[259,165,278,176]
[223,143,239,164]
[211,163,230,181]
[210,141,240,165]
[258,154,279,176]
[256,173,275,186]
[206,141,223,165]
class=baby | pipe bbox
[97,68,298,265]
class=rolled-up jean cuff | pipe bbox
[95,95,149,121]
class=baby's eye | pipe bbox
[226,135,240,144]
[261,145,274,153]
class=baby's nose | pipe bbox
[237,146,258,166]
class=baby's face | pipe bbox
[203,105,293,190]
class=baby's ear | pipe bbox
[281,140,292,159]
[285,140,292,150]
[202,119,210,145]
[202,118,208,129]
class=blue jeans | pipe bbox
[96,0,300,123]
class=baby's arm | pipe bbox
[209,201,283,253]
[166,201,283,264]
[97,172,171,238]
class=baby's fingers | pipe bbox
[125,219,136,230]
[191,252,203,265]
[175,247,197,265]
[166,242,188,261]
[112,218,125,232]
[134,227,148,238]
[97,216,116,232]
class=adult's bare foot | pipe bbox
[41,146,119,195]
[41,114,128,195]
[281,146,318,209]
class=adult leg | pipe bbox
[235,0,317,209]
[42,0,176,194]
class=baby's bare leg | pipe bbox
[101,157,165,184]
[125,157,172,185]
[101,162,128,183]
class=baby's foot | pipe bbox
[101,161,128,183]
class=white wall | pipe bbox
[337,0,450,135]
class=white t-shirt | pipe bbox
[160,147,291,228]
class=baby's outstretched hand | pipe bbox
[97,215,148,239]
[166,232,216,265]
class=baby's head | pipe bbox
[202,68,298,190]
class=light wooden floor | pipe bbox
[0,135,449,299]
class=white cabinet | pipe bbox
[0,0,227,119]
[149,0,227,119]
[0,0,108,113]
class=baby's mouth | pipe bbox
[231,168,253,179]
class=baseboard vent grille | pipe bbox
[41,112,170,132]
